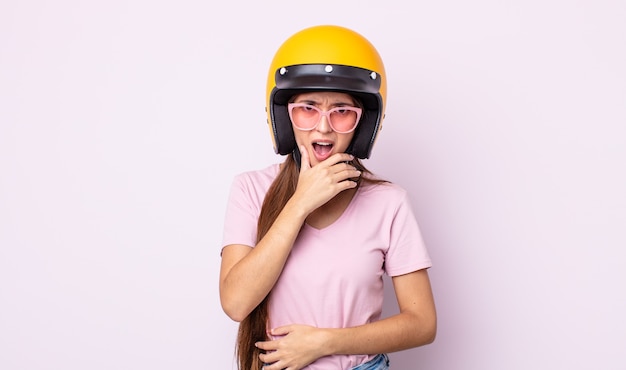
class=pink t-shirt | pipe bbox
[222,164,432,369]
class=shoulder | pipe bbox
[231,163,281,189]
[226,163,281,211]
[359,180,408,201]
[355,180,412,213]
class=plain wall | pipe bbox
[1,0,625,369]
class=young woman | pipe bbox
[219,25,436,370]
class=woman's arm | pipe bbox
[220,150,361,322]
[328,268,437,353]
[219,199,307,322]
[256,269,436,369]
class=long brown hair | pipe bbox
[235,153,385,369]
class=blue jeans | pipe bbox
[351,354,390,370]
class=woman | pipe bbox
[220,25,436,370]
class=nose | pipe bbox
[316,113,333,133]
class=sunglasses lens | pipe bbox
[290,105,319,130]
[329,109,359,133]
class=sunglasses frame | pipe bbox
[287,103,363,134]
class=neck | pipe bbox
[306,187,357,229]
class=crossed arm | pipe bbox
[221,238,436,370]
[219,151,436,369]
[254,269,436,370]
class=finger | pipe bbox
[258,350,278,365]
[338,178,359,190]
[258,352,287,370]
[323,152,355,167]
[327,162,361,179]
[255,339,277,351]
[299,145,311,172]
[269,325,292,337]
[338,168,362,181]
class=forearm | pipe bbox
[324,311,436,356]
[220,197,308,321]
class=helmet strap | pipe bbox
[292,146,302,170]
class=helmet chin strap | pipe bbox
[292,146,302,170]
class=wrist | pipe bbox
[283,196,312,222]
[320,327,340,356]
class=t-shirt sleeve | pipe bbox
[221,174,259,251]
[384,191,432,276]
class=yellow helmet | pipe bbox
[266,25,387,159]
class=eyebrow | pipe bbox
[294,99,354,107]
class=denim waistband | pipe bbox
[350,354,390,370]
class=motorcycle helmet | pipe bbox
[265,25,387,159]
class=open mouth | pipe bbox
[312,142,333,158]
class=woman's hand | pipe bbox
[255,324,330,370]
[293,145,361,214]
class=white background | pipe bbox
[1,1,625,369]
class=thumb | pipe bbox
[299,145,311,171]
